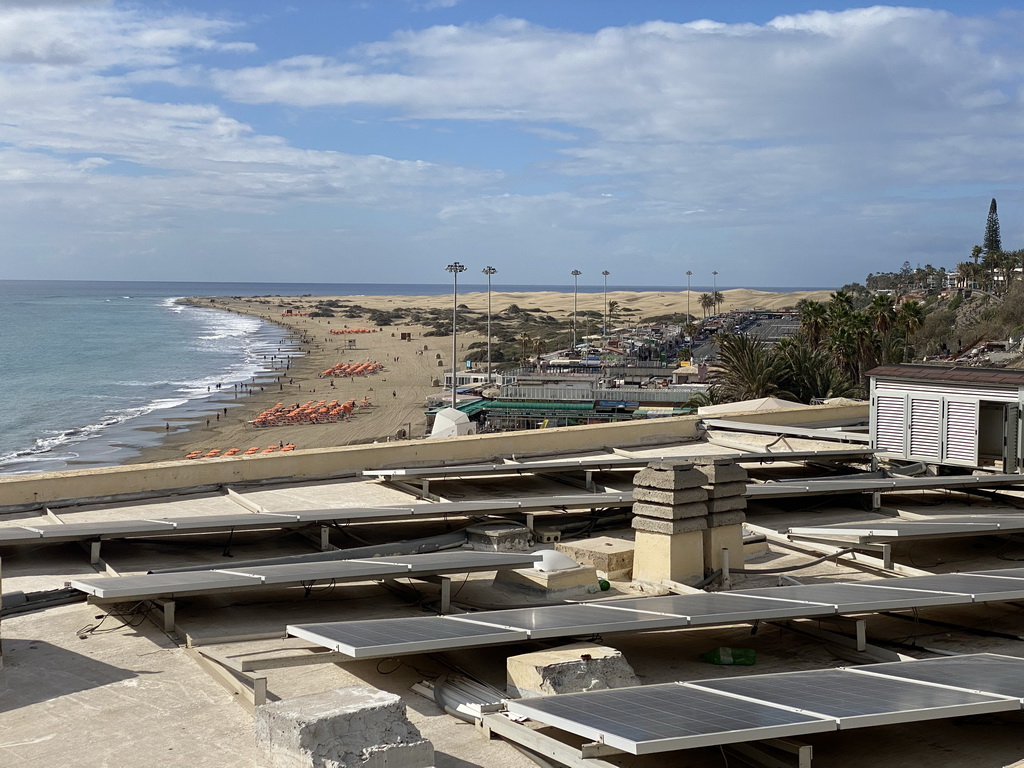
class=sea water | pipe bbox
[0,279,827,475]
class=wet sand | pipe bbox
[130,287,832,464]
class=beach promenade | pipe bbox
[132,288,831,464]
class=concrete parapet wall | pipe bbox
[0,402,867,512]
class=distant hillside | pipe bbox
[914,282,1024,366]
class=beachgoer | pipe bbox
[392,391,397,398]
[206,419,210,427]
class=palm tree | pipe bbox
[699,293,715,319]
[897,300,925,362]
[714,334,792,401]
[957,261,974,289]
[607,300,619,327]
[798,300,828,347]
[867,293,896,337]
[776,341,857,403]
[712,290,724,314]
[533,337,547,368]
[519,332,532,363]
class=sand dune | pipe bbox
[130,287,831,464]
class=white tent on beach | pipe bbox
[428,407,477,439]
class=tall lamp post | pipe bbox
[601,270,610,336]
[686,270,693,359]
[571,269,582,351]
[482,266,497,385]
[712,270,718,314]
[446,261,466,409]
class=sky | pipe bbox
[2,1,1024,288]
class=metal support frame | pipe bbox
[746,522,932,578]
[319,525,332,551]
[477,713,622,768]
[188,648,271,715]
[787,535,894,570]
[197,643,355,673]
[152,598,177,636]
[725,738,813,768]
[415,574,453,613]
[773,617,912,663]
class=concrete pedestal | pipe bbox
[507,642,640,698]
[466,523,530,552]
[632,529,704,584]
[255,686,433,768]
[702,524,745,575]
[556,537,635,580]
[495,564,600,598]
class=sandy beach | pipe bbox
[130,287,832,464]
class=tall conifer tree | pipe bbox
[984,198,1002,253]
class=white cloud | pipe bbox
[1,3,1023,284]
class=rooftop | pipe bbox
[3,402,1024,768]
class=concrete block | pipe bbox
[556,537,635,580]
[705,496,747,514]
[693,462,749,484]
[702,524,745,576]
[495,564,600,598]
[631,515,707,534]
[632,467,706,490]
[507,642,641,698]
[467,522,530,552]
[632,529,704,584]
[632,486,708,505]
[255,686,433,768]
[702,481,748,499]
[705,510,747,527]
[632,501,707,520]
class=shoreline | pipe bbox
[127,287,833,465]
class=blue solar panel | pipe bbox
[505,683,835,754]
[692,668,1013,728]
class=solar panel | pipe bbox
[362,448,876,479]
[220,560,409,585]
[732,582,971,612]
[353,551,540,571]
[447,603,688,638]
[790,521,1002,538]
[287,616,529,658]
[146,513,299,529]
[600,592,837,625]
[505,683,836,754]
[691,668,1014,728]
[858,573,1024,601]
[70,551,540,601]
[0,527,45,541]
[969,567,1024,580]
[70,570,262,600]
[289,569,1024,660]
[36,520,175,540]
[855,654,1024,701]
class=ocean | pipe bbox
[0,279,828,475]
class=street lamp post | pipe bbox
[712,270,718,314]
[482,266,497,385]
[571,269,582,351]
[445,261,466,409]
[686,270,693,359]
[602,270,610,336]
